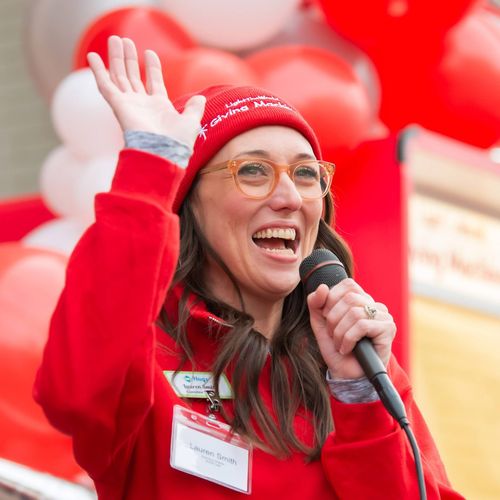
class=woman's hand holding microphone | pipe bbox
[307,279,397,381]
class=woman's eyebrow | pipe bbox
[234,149,271,158]
[294,152,316,161]
[234,150,316,160]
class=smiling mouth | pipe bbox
[251,227,299,255]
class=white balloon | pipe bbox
[74,154,119,226]
[22,218,88,256]
[39,146,87,218]
[24,0,160,101]
[160,0,301,50]
[51,68,124,158]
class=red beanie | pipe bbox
[172,85,322,213]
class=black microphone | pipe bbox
[300,248,409,427]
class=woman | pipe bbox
[34,36,462,499]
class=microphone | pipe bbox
[300,248,409,427]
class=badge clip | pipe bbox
[205,390,221,418]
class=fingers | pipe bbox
[89,36,169,98]
[87,52,116,98]
[320,278,372,314]
[183,95,207,123]
[144,50,168,96]
[307,278,395,357]
[108,36,132,92]
[307,283,330,312]
[339,319,396,358]
[329,307,395,354]
[122,38,145,93]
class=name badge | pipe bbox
[170,405,252,494]
[164,371,232,399]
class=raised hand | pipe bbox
[307,279,396,380]
[87,36,206,149]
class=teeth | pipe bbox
[263,247,295,255]
[252,228,296,240]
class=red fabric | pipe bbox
[34,149,463,499]
[333,134,409,370]
[172,85,322,212]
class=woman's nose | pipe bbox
[268,172,302,211]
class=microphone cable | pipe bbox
[402,422,427,500]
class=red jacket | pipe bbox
[34,149,463,499]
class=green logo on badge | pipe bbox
[163,371,233,399]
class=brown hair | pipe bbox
[158,191,353,460]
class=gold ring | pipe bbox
[364,304,377,320]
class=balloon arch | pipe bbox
[1,0,499,488]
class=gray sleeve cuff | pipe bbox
[124,130,192,168]
[326,371,379,403]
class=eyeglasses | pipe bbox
[199,157,335,200]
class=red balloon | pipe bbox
[0,243,85,482]
[316,0,480,50]
[73,7,195,70]
[260,6,383,113]
[165,47,260,101]
[246,45,373,156]
[315,0,482,132]
[419,7,500,148]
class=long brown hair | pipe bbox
[158,190,353,460]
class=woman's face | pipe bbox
[191,126,323,302]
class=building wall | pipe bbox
[0,0,57,198]
[406,128,500,500]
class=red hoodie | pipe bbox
[34,149,463,499]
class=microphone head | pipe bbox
[299,248,348,294]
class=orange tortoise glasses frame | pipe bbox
[199,157,335,200]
